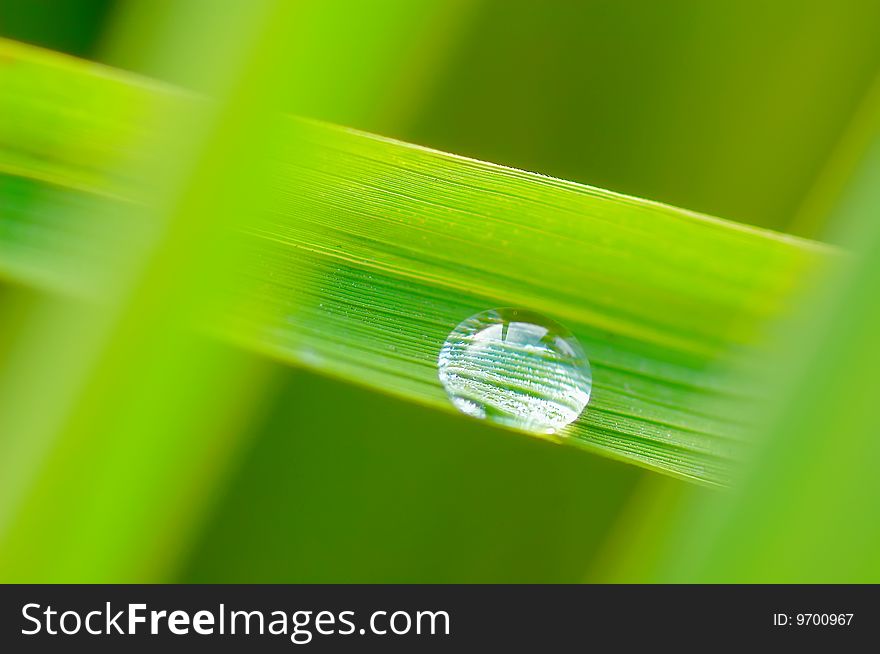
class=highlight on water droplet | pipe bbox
[437,308,592,434]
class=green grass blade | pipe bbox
[0,0,444,582]
[650,104,880,582]
[0,38,835,486]
[789,72,880,241]
[601,83,880,581]
[0,0,307,582]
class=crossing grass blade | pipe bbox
[0,38,835,486]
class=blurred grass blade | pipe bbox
[0,38,835,487]
[612,99,880,583]
[789,72,880,241]
[652,188,880,581]
[0,0,302,583]
[0,0,441,583]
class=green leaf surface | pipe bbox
[644,76,880,582]
[0,38,834,485]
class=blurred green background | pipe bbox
[1,0,878,582]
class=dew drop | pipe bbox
[437,308,592,434]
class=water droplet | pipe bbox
[437,308,592,434]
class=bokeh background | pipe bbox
[1,0,879,582]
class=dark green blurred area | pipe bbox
[405,0,880,231]
[0,0,112,57]
[1,0,875,581]
[183,369,634,583]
